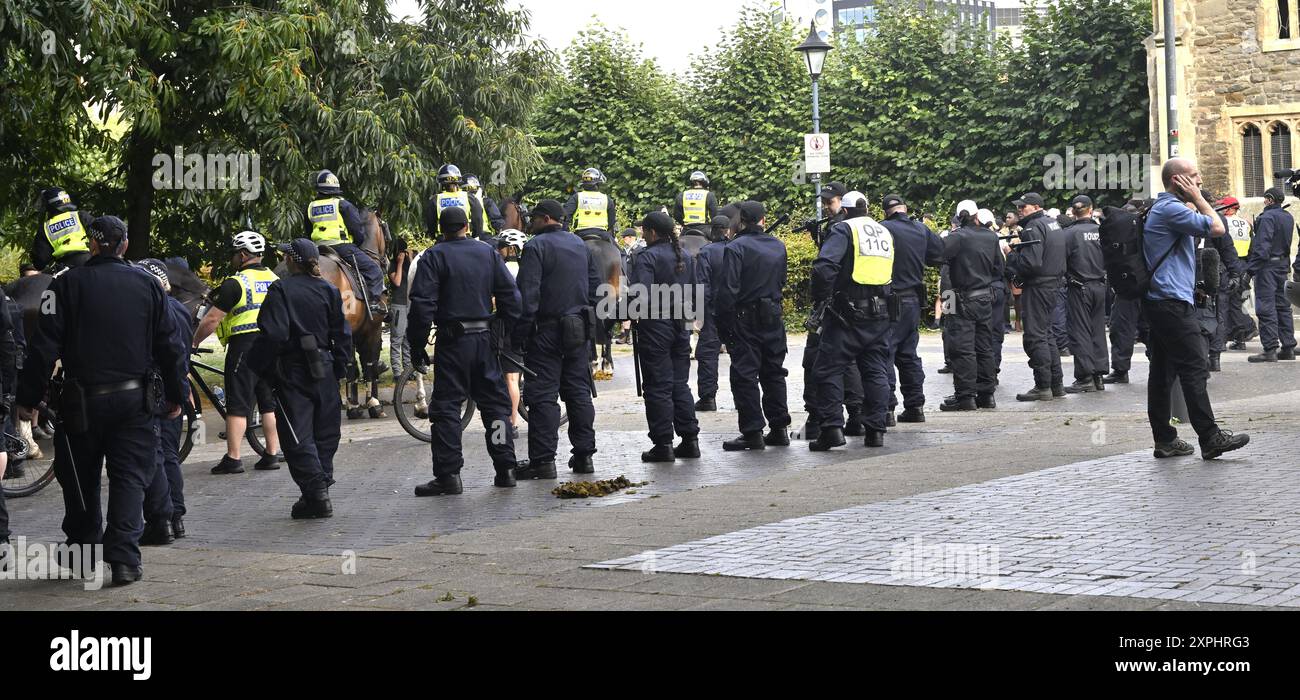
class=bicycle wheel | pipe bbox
[2,415,58,498]
[393,368,432,442]
[178,394,201,464]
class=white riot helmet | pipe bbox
[232,230,267,255]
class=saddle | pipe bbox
[317,245,364,296]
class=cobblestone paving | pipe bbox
[592,432,1300,608]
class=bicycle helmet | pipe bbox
[231,230,267,255]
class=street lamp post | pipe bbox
[795,20,832,219]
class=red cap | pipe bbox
[1217,196,1239,208]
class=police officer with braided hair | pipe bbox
[246,240,352,517]
[632,211,701,463]
[563,168,618,246]
[513,200,601,479]
[426,164,486,241]
[808,192,896,450]
[32,187,94,271]
[879,193,944,423]
[17,216,186,586]
[937,203,1002,412]
[693,214,733,411]
[716,200,791,451]
[673,171,719,239]
[304,170,387,316]
[1006,192,1067,401]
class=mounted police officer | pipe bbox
[693,214,733,411]
[32,187,94,271]
[808,192,895,449]
[716,200,790,451]
[1006,192,1067,400]
[243,240,352,516]
[673,171,718,239]
[136,260,193,545]
[305,169,387,316]
[512,200,600,479]
[464,173,506,235]
[563,167,617,246]
[1246,187,1296,362]
[192,231,283,474]
[428,164,487,240]
[879,194,943,423]
[17,215,186,586]
[632,211,700,462]
[938,203,1003,412]
[1061,196,1109,392]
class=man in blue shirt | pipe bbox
[1142,158,1249,460]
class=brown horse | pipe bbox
[500,196,529,232]
[580,232,622,379]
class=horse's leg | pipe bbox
[366,330,384,418]
[346,355,364,419]
[18,418,40,460]
[413,372,428,419]
[603,338,614,375]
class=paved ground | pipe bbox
[3,329,1299,611]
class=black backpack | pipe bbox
[1099,206,1176,301]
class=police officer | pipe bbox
[17,216,185,586]
[879,194,944,423]
[1247,188,1296,362]
[630,211,701,462]
[32,187,94,271]
[512,200,600,478]
[800,182,864,439]
[1056,196,1107,392]
[1219,196,1258,349]
[464,174,506,235]
[673,171,719,239]
[936,204,1002,412]
[694,214,733,411]
[716,201,790,451]
[808,192,895,449]
[427,164,487,240]
[1199,192,1245,371]
[563,168,618,246]
[305,170,387,315]
[1006,192,1067,400]
[977,209,1009,375]
[247,240,353,516]
[192,231,282,474]
[136,260,193,544]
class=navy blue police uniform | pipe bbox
[940,222,1003,408]
[1247,194,1296,357]
[1062,214,1109,389]
[879,199,944,420]
[693,217,731,407]
[1006,200,1067,397]
[17,217,185,583]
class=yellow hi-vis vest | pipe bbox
[847,216,894,286]
[436,190,471,222]
[309,198,349,245]
[216,268,279,345]
[682,188,709,225]
[472,191,491,233]
[1227,215,1252,258]
[573,191,609,230]
[43,211,91,259]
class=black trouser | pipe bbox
[813,313,892,432]
[1226,282,1257,342]
[143,414,184,522]
[1109,296,1142,373]
[887,293,925,410]
[989,286,1007,373]
[1022,283,1064,388]
[639,319,699,445]
[1253,262,1296,352]
[1143,299,1219,444]
[803,331,862,422]
[696,311,721,400]
[1067,280,1109,380]
[54,388,158,569]
[273,362,343,493]
[1052,285,1070,350]
[429,330,514,477]
[728,315,789,434]
[524,319,596,461]
[946,290,995,400]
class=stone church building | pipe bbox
[1148,0,1300,215]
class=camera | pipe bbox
[1274,169,1299,193]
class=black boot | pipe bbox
[897,407,925,423]
[937,364,953,374]
[1280,347,1296,361]
[1208,353,1221,372]
[110,563,143,586]
[569,454,595,474]
[513,459,557,480]
[254,452,284,471]
[210,455,244,475]
[939,396,976,411]
[1101,371,1129,384]
[976,393,996,409]
[808,426,845,451]
[1248,348,1278,363]
[1063,379,1095,394]
[1051,383,1066,398]
[764,428,790,447]
[292,489,335,516]
[140,519,175,546]
[494,467,516,487]
[723,432,765,451]
[1093,373,1106,391]
[1016,386,1054,402]
[642,444,675,462]
[413,475,462,497]
[694,396,717,412]
[864,430,885,448]
[673,438,700,459]
[886,412,897,427]
[801,419,821,442]
[171,514,186,539]
[843,413,865,436]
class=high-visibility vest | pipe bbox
[847,216,894,286]
[681,188,709,225]
[308,198,349,245]
[43,211,91,259]
[472,191,491,232]
[1227,215,1252,258]
[215,268,279,345]
[573,191,609,230]
[436,190,471,222]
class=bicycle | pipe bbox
[179,347,269,463]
